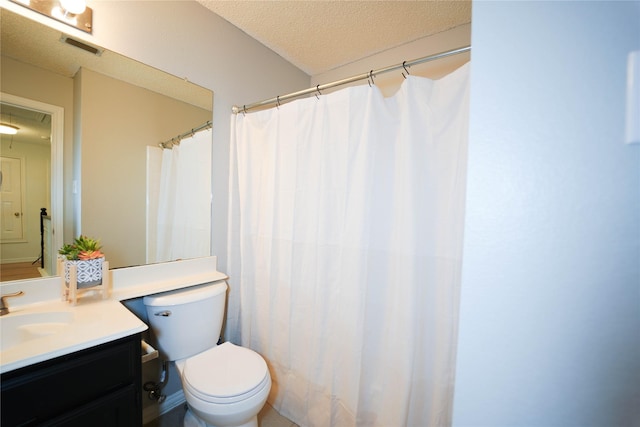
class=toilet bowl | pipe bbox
[177,342,271,427]
[143,282,271,427]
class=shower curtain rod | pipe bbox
[159,120,212,148]
[232,45,471,114]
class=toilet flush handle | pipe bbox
[154,310,172,317]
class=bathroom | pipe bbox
[1,1,638,427]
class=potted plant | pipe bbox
[59,235,105,288]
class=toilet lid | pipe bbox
[182,342,269,402]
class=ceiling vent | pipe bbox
[60,35,103,56]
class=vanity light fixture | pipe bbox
[0,123,20,135]
[10,0,93,33]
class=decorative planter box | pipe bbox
[57,257,110,305]
[63,257,104,288]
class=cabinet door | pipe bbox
[1,334,141,426]
[42,385,138,427]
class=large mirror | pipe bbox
[0,9,213,281]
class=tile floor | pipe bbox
[144,402,298,427]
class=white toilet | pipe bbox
[143,282,271,427]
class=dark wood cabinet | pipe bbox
[1,333,142,426]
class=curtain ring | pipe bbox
[242,105,247,116]
[368,70,375,87]
[402,61,410,79]
[315,85,322,100]
[276,96,281,109]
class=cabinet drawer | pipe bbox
[1,334,141,426]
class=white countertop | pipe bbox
[0,256,227,374]
[0,298,147,374]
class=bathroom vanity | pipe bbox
[0,294,147,426]
[1,333,142,426]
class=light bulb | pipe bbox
[59,0,86,15]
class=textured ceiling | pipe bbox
[197,0,471,76]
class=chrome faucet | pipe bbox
[0,291,24,316]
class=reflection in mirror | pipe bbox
[0,104,53,280]
[0,8,213,280]
[0,92,64,282]
[147,125,212,264]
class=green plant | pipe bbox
[59,235,104,260]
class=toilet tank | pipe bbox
[143,281,227,361]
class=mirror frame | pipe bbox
[1,91,64,268]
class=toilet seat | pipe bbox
[181,342,269,405]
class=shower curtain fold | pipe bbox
[227,63,470,427]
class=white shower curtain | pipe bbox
[154,128,212,263]
[227,63,470,427]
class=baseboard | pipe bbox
[142,390,186,424]
[1,257,36,264]
[161,390,186,415]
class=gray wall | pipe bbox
[454,2,640,425]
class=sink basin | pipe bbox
[1,311,74,351]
